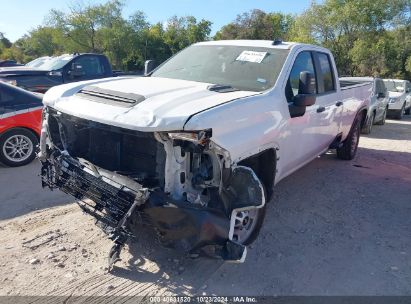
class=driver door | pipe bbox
[280,51,340,177]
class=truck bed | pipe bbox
[339,78,372,105]
[339,78,373,89]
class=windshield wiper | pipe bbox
[207,84,240,93]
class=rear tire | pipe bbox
[0,128,38,167]
[337,115,361,160]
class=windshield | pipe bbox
[26,57,52,68]
[383,79,405,92]
[152,45,289,92]
[36,55,74,71]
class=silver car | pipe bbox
[340,77,389,133]
[383,79,411,120]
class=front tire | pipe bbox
[337,115,361,160]
[395,104,405,120]
[376,108,387,125]
[405,106,411,115]
[231,205,266,245]
[361,112,374,134]
[0,128,38,167]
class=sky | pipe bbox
[0,0,315,42]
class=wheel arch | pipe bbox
[358,107,368,129]
[237,148,277,202]
[0,126,40,141]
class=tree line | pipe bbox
[1,0,410,79]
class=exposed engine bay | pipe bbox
[39,107,266,269]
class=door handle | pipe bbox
[336,101,343,107]
[317,106,326,113]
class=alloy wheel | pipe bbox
[2,135,34,163]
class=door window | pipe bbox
[375,79,386,97]
[285,51,316,102]
[71,56,104,77]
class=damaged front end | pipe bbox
[39,107,265,268]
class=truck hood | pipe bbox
[0,66,49,77]
[43,76,259,131]
[387,91,404,98]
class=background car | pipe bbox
[340,77,389,133]
[25,56,53,68]
[0,82,42,166]
[0,53,118,93]
[0,60,22,67]
[383,79,411,119]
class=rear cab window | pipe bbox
[315,52,335,94]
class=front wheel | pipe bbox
[395,104,405,120]
[376,108,387,125]
[405,106,411,115]
[231,206,266,245]
[337,116,361,160]
[361,112,374,134]
[0,128,38,167]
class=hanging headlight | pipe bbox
[167,129,212,146]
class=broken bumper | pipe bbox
[40,150,246,261]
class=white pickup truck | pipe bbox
[39,40,371,267]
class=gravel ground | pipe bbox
[0,117,410,297]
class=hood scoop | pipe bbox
[76,85,146,107]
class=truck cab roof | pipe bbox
[194,40,332,53]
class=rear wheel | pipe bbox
[337,116,361,160]
[0,128,38,167]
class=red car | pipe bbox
[0,82,42,166]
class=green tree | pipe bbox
[214,10,294,40]
[163,16,212,54]
[17,27,65,61]
[0,32,12,60]
[289,0,409,77]
[47,0,125,53]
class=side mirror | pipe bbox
[70,63,84,78]
[292,71,316,107]
[144,60,156,76]
[293,94,316,107]
[298,71,316,94]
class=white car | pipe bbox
[39,40,371,267]
[340,77,389,133]
[383,79,411,119]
